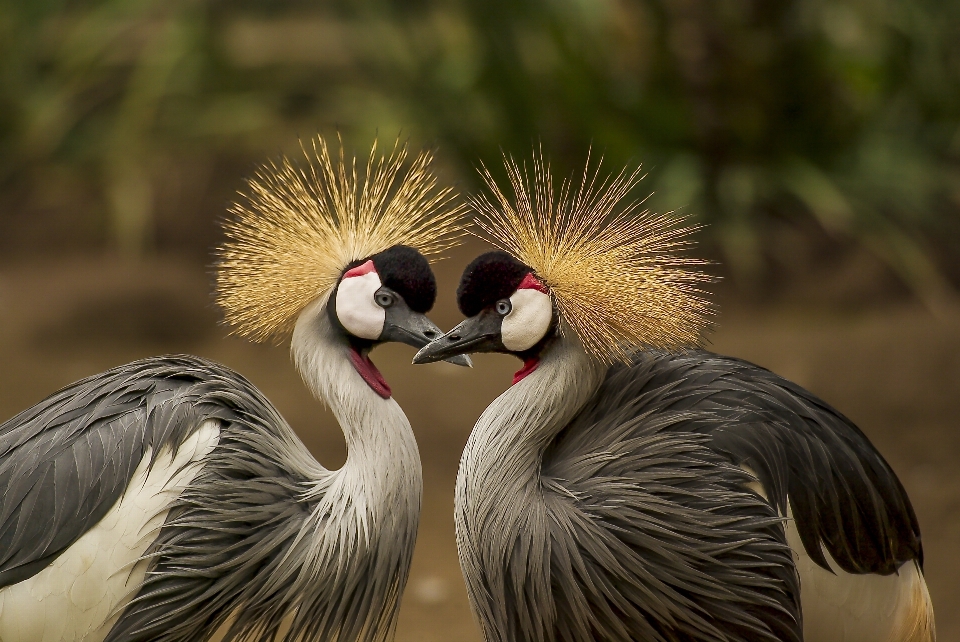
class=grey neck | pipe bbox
[240,292,421,642]
[464,333,603,477]
[290,292,421,552]
[457,333,604,520]
[454,332,605,641]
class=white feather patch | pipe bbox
[0,421,220,642]
[741,468,935,642]
[335,272,385,341]
[502,289,552,352]
[786,503,934,642]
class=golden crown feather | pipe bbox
[469,149,714,363]
[216,135,467,343]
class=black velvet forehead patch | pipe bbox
[367,245,437,313]
[457,251,531,317]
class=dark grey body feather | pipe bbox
[0,356,218,590]
[458,345,922,642]
[614,351,922,575]
[0,355,415,642]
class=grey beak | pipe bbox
[380,306,472,367]
[440,350,472,368]
[413,312,504,365]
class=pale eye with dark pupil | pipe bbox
[375,292,395,308]
[496,299,512,316]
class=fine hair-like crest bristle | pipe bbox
[216,135,466,342]
[470,148,713,362]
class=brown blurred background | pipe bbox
[0,0,958,640]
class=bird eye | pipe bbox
[496,299,512,316]
[375,291,395,308]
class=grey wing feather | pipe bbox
[541,348,921,641]
[628,350,922,574]
[0,355,385,642]
[0,356,235,588]
[543,370,802,642]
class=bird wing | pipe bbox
[542,355,804,642]
[523,349,919,642]
[674,350,920,575]
[560,350,922,576]
[0,355,250,589]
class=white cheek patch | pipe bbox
[335,270,385,340]
[501,288,552,352]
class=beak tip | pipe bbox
[449,354,473,368]
[411,346,472,367]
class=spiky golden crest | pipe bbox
[470,150,713,363]
[216,136,466,342]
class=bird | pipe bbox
[0,136,469,642]
[414,150,935,642]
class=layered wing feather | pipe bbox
[0,356,238,589]
[543,358,802,642]
[541,349,921,641]
[0,356,339,642]
[621,350,922,575]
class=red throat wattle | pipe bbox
[349,348,392,399]
[513,357,540,385]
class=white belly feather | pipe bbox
[0,421,220,642]
[744,467,935,642]
[785,502,935,642]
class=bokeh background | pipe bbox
[1,0,958,639]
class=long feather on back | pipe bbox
[470,149,713,362]
[216,135,466,342]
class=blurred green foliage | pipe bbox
[1,0,958,303]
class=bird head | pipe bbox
[215,135,469,398]
[414,149,713,383]
[410,251,554,379]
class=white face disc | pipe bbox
[501,288,553,352]
[335,264,385,340]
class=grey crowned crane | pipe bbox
[414,153,935,642]
[0,137,468,642]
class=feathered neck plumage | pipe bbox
[292,294,421,516]
[286,293,421,642]
[461,336,602,482]
[455,336,604,641]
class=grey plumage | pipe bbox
[453,336,924,642]
[0,243,459,640]
[0,356,207,590]
[0,350,418,642]
[633,350,922,575]
[413,188,932,641]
